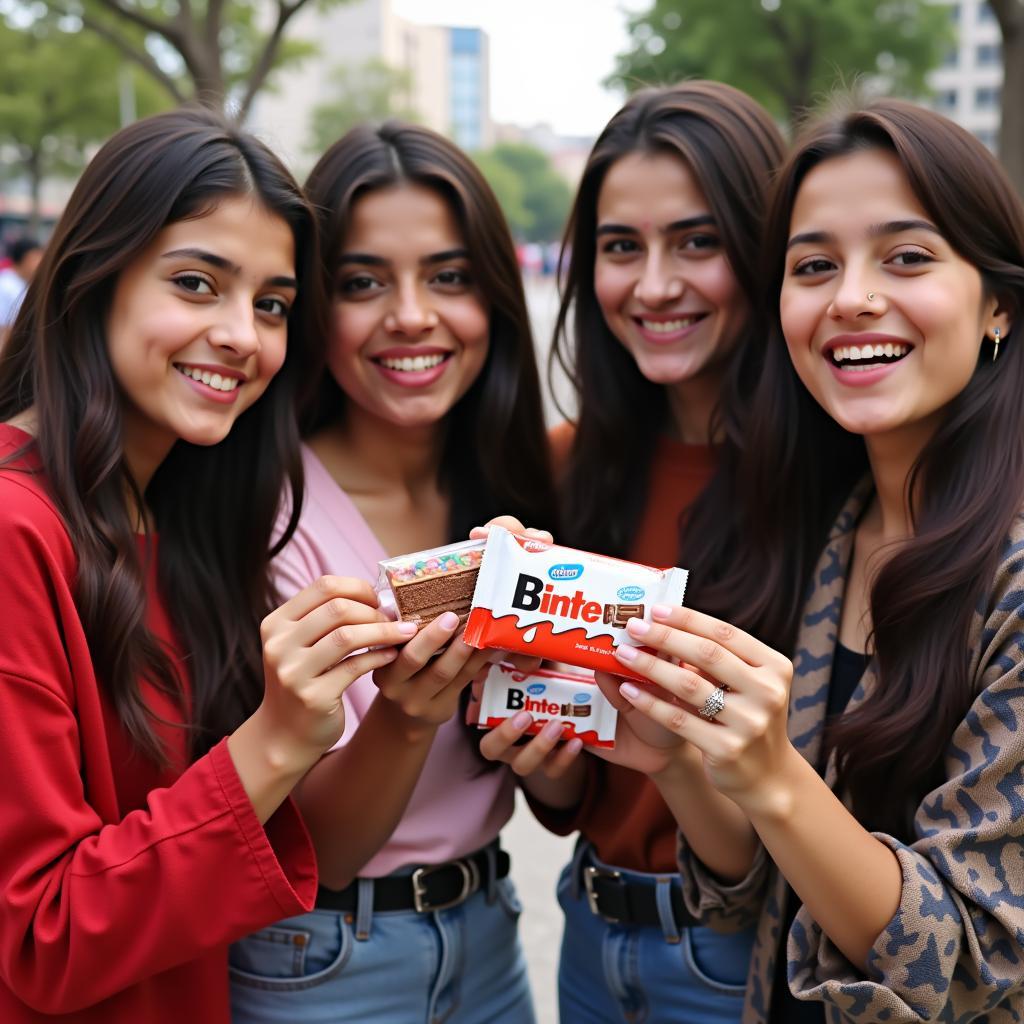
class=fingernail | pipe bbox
[620,682,641,699]
[566,738,583,754]
[397,621,418,636]
[615,644,639,662]
[438,611,459,630]
[381,647,398,660]
[627,617,649,636]
[652,604,672,620]
[512,711,532,729]
[542,718,564,739]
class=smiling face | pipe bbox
[781,148,1009,447]
[106,195,296,484]
[593,150,744,392]
[327,183,489,432]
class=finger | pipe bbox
[273,575,381,624]
[623,618,753,693]
[613,645,729,721]
[374,611,462,689]
[469,518,553,545]
[593,670,635,712]
[505,718,572,777]
[309,646,400,709]
[617,680,729,756]
[542,736,585,777]
[479,711,535,762]
[292,595,408,650]
[647,604,788,672]
[305,619,420,677]
[504,652,543,674]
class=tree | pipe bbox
[0,14,168,230]
[475,143,572,242]
[308,59,419,153]
[609,0,953,127]
[15,0,352,122]
[990,0,1023,196]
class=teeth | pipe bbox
[378,353,447,372]
[640,316,701,333]
[175,364,240,391]
[830,343,910,365]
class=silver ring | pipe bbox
[699,685,726,721]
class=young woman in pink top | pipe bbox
[229,121,558,1023]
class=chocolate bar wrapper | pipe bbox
[475,663,617,749]
[377,538,485,627]
[464,526,688,680]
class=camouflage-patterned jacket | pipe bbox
[677,482,1024,1022]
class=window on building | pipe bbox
[974,128,997,150]
[976,43,1001,66]
[941,47,960,68]
[948,3,960,22]
[974,86,1001,109]
[934,88,958,111]
[979,2,996,23]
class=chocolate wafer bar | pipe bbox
[602,603,644,628]
[378,539,485,627]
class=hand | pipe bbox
[478,711,584,779]
[373,611,494,727]
[258,575,420,770]
[469,516,554,547]
[610,604,794,811]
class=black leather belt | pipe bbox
[315,846,510,915]
[582,864,699,929]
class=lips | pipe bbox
[823,337,914,371]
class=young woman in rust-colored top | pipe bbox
[482,82,784,1022]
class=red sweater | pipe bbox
[0,425,317,1022]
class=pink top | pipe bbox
[274,444,515,877]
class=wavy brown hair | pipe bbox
[303,120,558,538]
[551,81,785,563]
[0,108,325,763]
[721,100,1024,838]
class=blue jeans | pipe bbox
[229,874,534,1024]
[557,844,755,1024]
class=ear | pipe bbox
[982,293,1013,343]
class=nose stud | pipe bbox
[866,292,876,302]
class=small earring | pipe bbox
[992,327,1001,362]
[866,292,876,302]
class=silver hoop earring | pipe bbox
[993,327,1001,362]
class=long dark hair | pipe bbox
[552,81,785,561]
[303,120,559,538]
[0,108,325,763]
[723,100,1024,837]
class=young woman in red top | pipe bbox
[482,82,785,1022]
[0,108,418,1023]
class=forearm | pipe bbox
[651,749,759,883]
[294,697,438,889]
[746,747,902,970]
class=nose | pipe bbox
[385,280,438,336]
[208,295,260,357]
[633,249,684,308]
[828,264,883,322]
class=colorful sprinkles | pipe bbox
[385,546,484,586]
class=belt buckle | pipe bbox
[411,858,481,913]
[583,865,622,922]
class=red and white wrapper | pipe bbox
[464,526,688,680]
[475,663,617,748]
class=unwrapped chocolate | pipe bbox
[475,663,617,748]
[377,538,485,627]
[463,526,688,679]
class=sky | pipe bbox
[391,0,648,137]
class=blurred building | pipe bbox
[927,0,1003,150]
[249,0,492,170]
[494,122,595,188]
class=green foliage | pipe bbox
[609,0,954,124]
[308,58,420,153]
[0,12,168,222]
[474,143,572,242]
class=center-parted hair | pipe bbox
[0,107,326,763]
[721,100,1024,837]
[303,121,559,539]
[551,81,786,566]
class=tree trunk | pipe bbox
[27,148,42,237]
[992,0,1024,198]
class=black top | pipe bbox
[769,642,870,1024]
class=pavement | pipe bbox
[501,275,579,1024]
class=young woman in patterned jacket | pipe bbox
[592,100,1024,1022]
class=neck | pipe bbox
[862,417,939,541]
[316,408,444,496]
[666,370,723,444]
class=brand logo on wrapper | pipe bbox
[527,683,546,695]
[573,693,591,704]
[617,585,645,602]
[549,563,584,581]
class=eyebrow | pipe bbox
[161,248,296,289]
[339,248,470,269]
[786,219,941,250]
[596,214,716,237]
